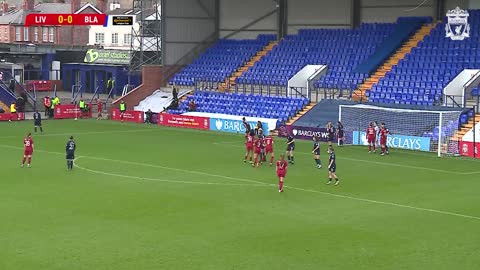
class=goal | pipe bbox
[338,104,463,157]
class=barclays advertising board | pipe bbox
[210,118,269,135]
[352,131,431,152]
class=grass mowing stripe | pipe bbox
[2,143,479,222]
[213,142,480,175]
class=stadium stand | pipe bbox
[237,23,396,92]
[364,10,480,106]
[167,91,309,124]
[169,35,276,87]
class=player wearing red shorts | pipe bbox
[252,135,263,167]
[264,135,274,166]
[379,123,390,156]
[276,154,288,192]
[244,130,255,163]
[366,122,376,153]
[21,132,34,168]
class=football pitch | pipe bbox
[1,119,480,270]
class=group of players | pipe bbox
[20,111,77,170]
[366,121,391,156]
[241,118,339,193]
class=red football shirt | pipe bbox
[264,137,274,149]
[366,127,376,138]
[276,160,288,173]
[246,135,254,146]
[97,101,103,112]
[380,128,389,140]
[254,138,262,149]
[24,137,33,151]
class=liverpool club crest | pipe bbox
[445,7,470,41]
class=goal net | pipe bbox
[338,104,463,157]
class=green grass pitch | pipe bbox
[1,119,480,270]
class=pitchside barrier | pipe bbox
[278,125,332,142]
[0,112,25,121]
[158,114,210,130]
[339,104,463,157]
[182,112,276,136]
[111,109,144,123]
[55,104,92,119]
[459,120,479,159]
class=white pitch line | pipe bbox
[287,186,480,221]
[2,143,480,221]
[0,144,270,186]
[213,141,480,175]
[0,129,155,139]
[74,157,272,187]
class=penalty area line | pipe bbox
[74,157,272,188]
[287,186,480,221]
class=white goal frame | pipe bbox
[338,104,463,157]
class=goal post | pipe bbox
[338,104,463,157]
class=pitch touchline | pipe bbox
[0,129,154,139]
[1,144,480,221]
[213,142,480,175]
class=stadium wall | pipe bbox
[470,0,480,9]
[287,0,351,33]
[360,0,435,23]
[219,0,278,39]
[162,0,218,65]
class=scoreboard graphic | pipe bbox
[24,14,134,27]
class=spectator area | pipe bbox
[237,24,396,90]
[167,91,309,124]
[367,10,480,105]
[169,35,276,86]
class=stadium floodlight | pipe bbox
[339,104,463,157]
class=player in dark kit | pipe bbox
[276,154,288,192]
[66,136,76,170]
[286,135,295,164]
[327,146,339,186]
[242,117,251,135]
[312,136,322,169]
[336,121,344,146]
[33,111,43,133]
[21,133,34,168]
[326,122,335,149]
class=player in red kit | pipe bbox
[276,154,288,192]
[244,130,254,163]
[379,122,391,156]
[264,135,274,166]
[21,132,34,168]
[252,135,263,167]
[366,122,376,153]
